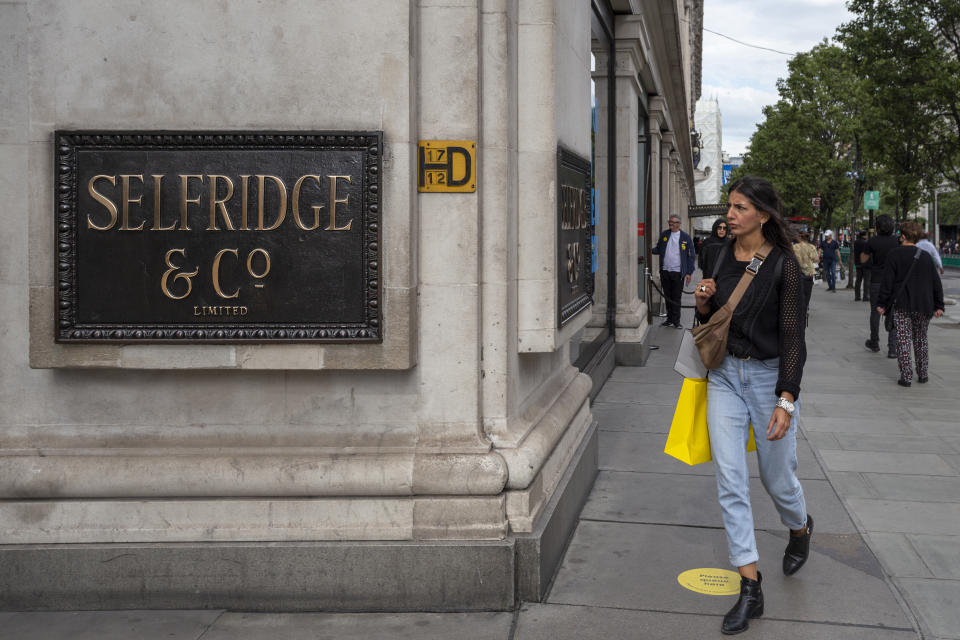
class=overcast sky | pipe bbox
[701,0,855,157]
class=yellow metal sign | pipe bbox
[418,140,476,192]
[677,568,742,595]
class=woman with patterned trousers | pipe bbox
[694,175,812,635]
[876,221,945,387]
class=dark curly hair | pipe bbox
[726,175,797,254]
[876,214,895,236]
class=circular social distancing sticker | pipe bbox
[677,568,742,595]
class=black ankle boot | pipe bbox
[783,514,813,575]
[722,572,763,635]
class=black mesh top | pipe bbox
[695,242,807,399]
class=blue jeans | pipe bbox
[707,355,807,568]
[823,260,836,289]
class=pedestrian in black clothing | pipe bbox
[853,230,870,301]
[862,215,900,357]
[876,221,945,386]
[698,218,729,277]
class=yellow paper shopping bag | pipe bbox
[664,378,757,465]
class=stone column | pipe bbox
[646,114,663,307]
[660,132,675,239]
[609,22,647,356]
[586,48,611,336]
[671,150,683,225]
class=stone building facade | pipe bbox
[0,0,700,610]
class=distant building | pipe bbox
[693,98,722,205]
[722,153,744,185]
[692,97,723,234]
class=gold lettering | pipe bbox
[179,175,203,231]
[160,249,199,300]
[208,175,236,231]
[247,248,271,286]
[240,175,251,230]
[292,174,322,231]
[151,175,176,231]
[212,248,240,299]
[191,304,250,316]
[256,175,287,231]
[326,175,353,231]
[119,174,145,231]
[86,175,119,231]
[559,185,589,230]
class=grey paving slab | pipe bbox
[800,380,895,396]
[800,416,919,436]
[865,533,934,579]
[819,450,957,476]
[580,471,856,534]
[943,435,960,455]
[547,520,909,629]
[599,429,824,479]
[827,471,880,499]
[896,579,960,640]
[944,454,960,474]
[200,612,514,640]
[594,381,680,405]
[846,499,960,535]
[607,366,681,382]
[833,433,954,454]
[805,431,842,450]
[903,406,960,423]
[905,535,960,579]
[864,474,960,502]
[0,610,221,640]
[592,403,676,434]
[513,602,917,640]
[800,398,915,420]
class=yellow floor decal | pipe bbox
[677,568,742,595]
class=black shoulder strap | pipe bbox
[891,247,923,307]
[710,242,730,279]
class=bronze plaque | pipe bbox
[54,131,382,343]
[557,147,594,326]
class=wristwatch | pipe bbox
[776,396,796,416]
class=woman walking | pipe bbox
[699,218,729,277]
[694,175,811,635]
[793,231,818,313]
[877,221,945,387]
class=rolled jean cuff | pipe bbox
[730,551,760,569]
[782,497,807,530]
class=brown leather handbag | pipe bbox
[691,243,772,369]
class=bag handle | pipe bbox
[720,243,774,315]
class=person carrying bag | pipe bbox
[666,242,771,467]
[690,176,810,635]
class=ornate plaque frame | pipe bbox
[557,147,594,327]
[54,130,382,343]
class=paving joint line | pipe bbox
[537,601,916,632]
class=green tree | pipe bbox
[731,43,859,232]
[936,190,960,225]
[839,0,945,218]
[901,1,960,190]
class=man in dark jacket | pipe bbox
[862,214,901,357]
[853,230,870,301]
[818,230,841,292]
[652,214,696,328]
